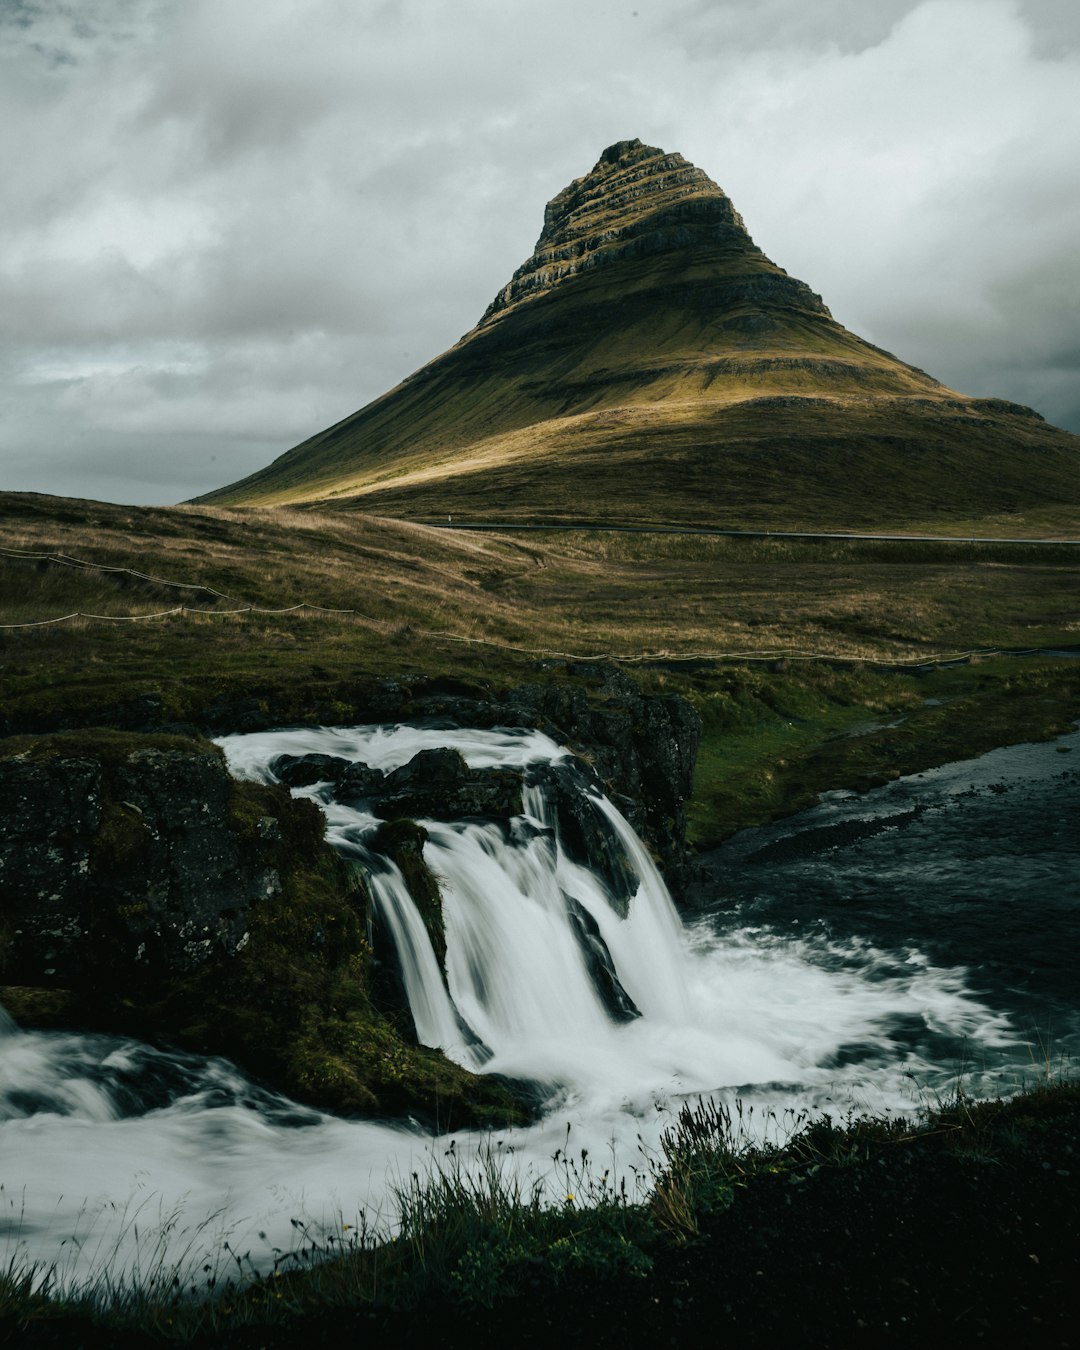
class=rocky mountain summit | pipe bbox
[196,139,1080,530]
[478,139,817,325]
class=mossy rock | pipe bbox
[0,984,79,1028]
[288,1013,526,1128]
[369,818,447,967]
[0,728,529,1130]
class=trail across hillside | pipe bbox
[428,521,1080,545]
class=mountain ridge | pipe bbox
[195,139,1080,530]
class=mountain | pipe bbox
[196,139,1080,530]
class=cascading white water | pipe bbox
[0,723,1024,1290]
[366,857,469,1058]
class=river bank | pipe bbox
[5,1080,1077,1348]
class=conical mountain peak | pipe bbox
[196,140,1080,531]
[480,139,767,327]
[537,138,728,249]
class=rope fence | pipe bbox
[0,543,362,627]
[0,544,239,600]
[0,596,1045,667]
[0,601,361,629]
[419,631,1055,669]
[1,543,1067,668]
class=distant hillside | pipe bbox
[196,139,1080,531]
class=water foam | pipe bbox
[0,723,1026,1288]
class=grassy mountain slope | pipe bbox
[195,140,1080,530]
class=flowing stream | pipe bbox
[2,723,1075,1291]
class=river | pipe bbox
[1,722,1076,1292]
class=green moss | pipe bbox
[92,800,152,869]
[226,778,336,886]
[287,1043,381,1115]
[282,1006,526,1127]
[0,984,80,1027]
[0,727,211,764]
[684,658,1079,846]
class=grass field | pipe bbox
[4,494,1079,659]
[2,491,1077,839]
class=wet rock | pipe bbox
[273,752,352,788]
[336,761,389,800]
[505,681,592,739]
[0,736,306,987]
[388,746,467,786]
[343,748,524,821]
[564,894,640,1022]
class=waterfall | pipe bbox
[0,722,1027,1289]
[232,725,701,1097]
[218,725,1015,1111]
[366,858,470,1059]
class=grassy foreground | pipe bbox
[3,1078,1078,1345]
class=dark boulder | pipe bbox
[564,894,640,1022]
[386,747,468,789]
[337,761,389,801]
[339,748,524,821]
[272,752,351,788]
[0,736,297,987]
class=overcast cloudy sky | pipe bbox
[2,0,1078,505]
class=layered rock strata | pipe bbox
[478,139,823,325]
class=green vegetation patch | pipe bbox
[0,726,210,763]
[681,657,1080,846]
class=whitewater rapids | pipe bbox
[0,724,1021,1289]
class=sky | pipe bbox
[1,0,1078,506]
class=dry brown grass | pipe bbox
[2,495,1078,672]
